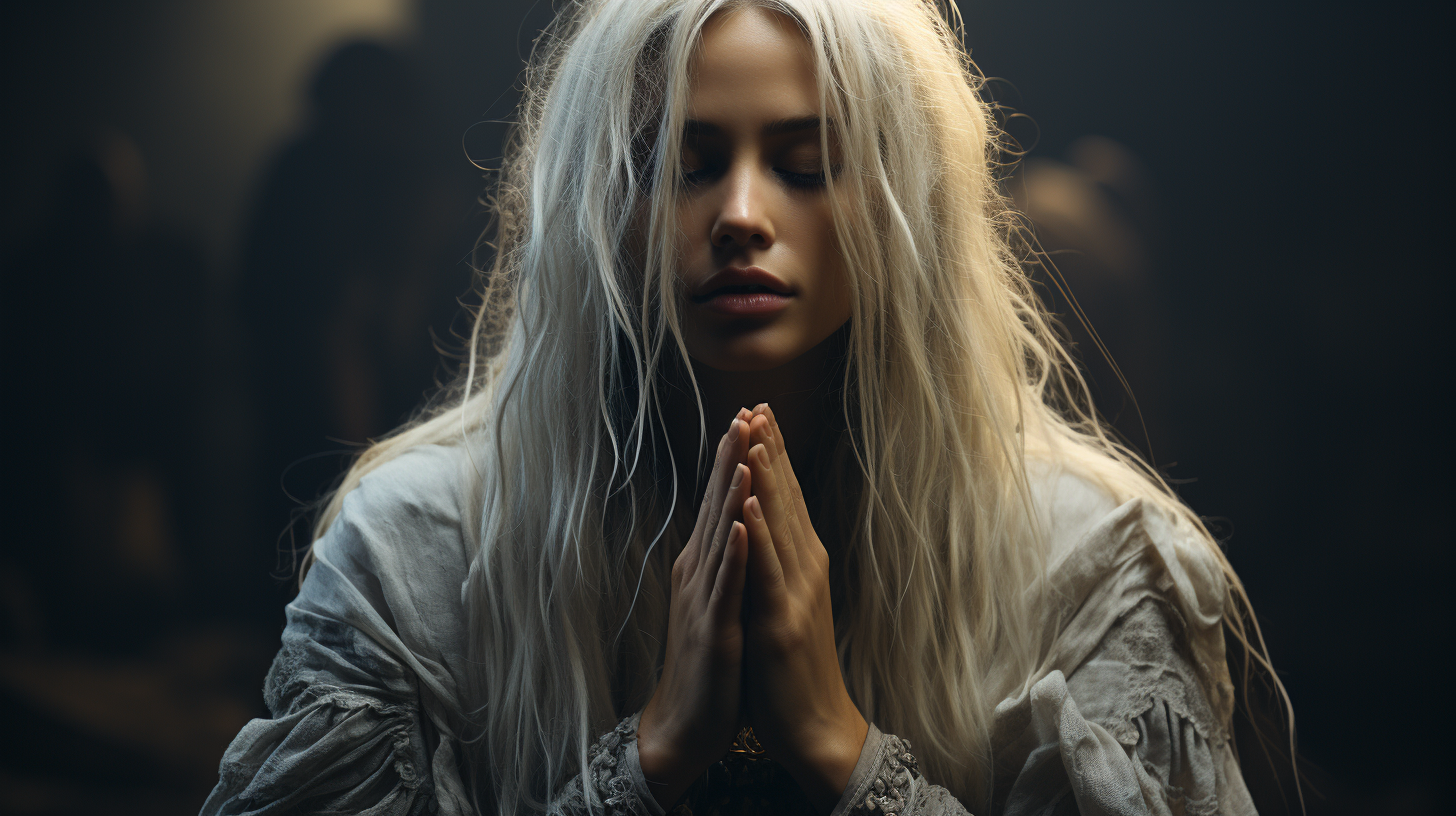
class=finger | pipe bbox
[689,424,731,534]
[742,495,788,610]
[711,520,749,624]
[754,403,787,461]
[757,403,813,538]
[679,431,725,580]
[751,410,806,549]
[696,418,744,571]
[748,415,806,561]
[705,463,750,575]
[747,441,800,580]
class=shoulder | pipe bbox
[337,442,476,533]
[296,440,480,695]
[311,440,479,604]
[1025,458,1124,567]
[1022,455,1236,728]
[1025,458,1223,606]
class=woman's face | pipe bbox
[674,6,851,373]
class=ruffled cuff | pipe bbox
[202,687,429,815]
[831,724,924,816]
[550,712,664,816]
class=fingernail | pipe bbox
[756,446,772,470]
[749,496,763,521]
[728,418,740,441]
[730,463,744,489]
[755,403,768,414]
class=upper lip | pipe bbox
[690,267,794,301]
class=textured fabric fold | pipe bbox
[1066,600,1256,816]
[203,444,478,814]
[1003,671,1148,816]
[203,664,434,815]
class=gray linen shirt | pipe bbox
[202,442,1256,815]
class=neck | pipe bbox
[663,328,847,520]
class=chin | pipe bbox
[691,348,799,373]
[686,333,805,373]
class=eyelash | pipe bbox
[776,169,828,189]
[680,164,830,190]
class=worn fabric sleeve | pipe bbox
[1059,599,1256,816]
[200,603,439,815]
[202,442,668,816]
[827,602,1256,816]
[202,444,481,815]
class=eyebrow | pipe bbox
[683,115,827,139]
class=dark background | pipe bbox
[0,1,1446,813]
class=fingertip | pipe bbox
[746,412,773,443]
[730,522,749,574]
[749,443,771,470]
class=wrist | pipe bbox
[635,716,703,809]
[784,708,870,814]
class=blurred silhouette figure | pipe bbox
[0,131,267,813]
[1014,135,1174,466]
[240,41,465,557]
[2,130,207,649]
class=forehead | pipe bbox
[687,6,819,125]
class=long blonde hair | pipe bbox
[310,0,1284,811]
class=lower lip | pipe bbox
[694,292,793,316]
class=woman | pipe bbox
[205,1,1285,814]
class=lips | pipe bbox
[687,267,794,317]
[690,266,793,303]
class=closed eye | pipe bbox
[682,163,723,186]
[775,168,827,189]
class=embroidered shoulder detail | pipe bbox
[851,735,920,815]
[552,716,646,814]
[1076,599,1227,746]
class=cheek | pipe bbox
[812,202,852,323]
[674,199,711,264]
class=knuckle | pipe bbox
[770,624,807,655]
[811,546,830,574]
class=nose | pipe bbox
[710,161,775,251]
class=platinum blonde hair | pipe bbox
[311,0,1286,811]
